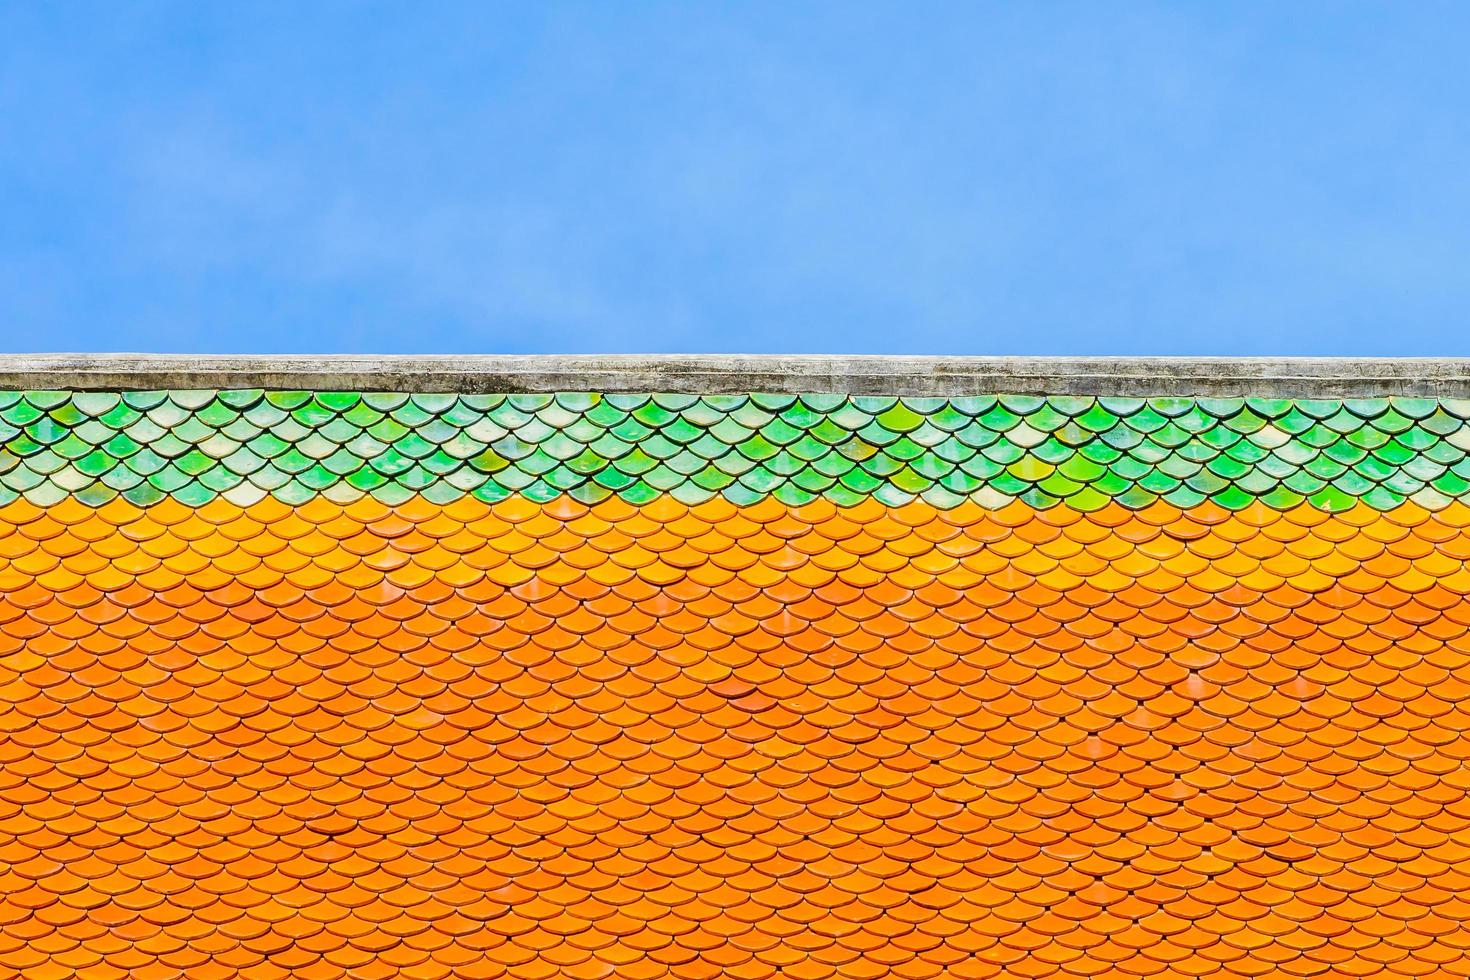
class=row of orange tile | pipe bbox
[0,498,1467,600]
[4,498,1470,978]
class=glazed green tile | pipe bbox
[21,391,68,411]
[1177,441,1220,466]
[74,449,120,479]
[1402,455,1448,483]
[903,454,950,481]
[1297,425,1340,450]
[902,422,947,450]
[1395,426,1440,452]
[1083,471,1130,499]
[139,401,189,431]
[1184,470,1231,496]
[5,434,44,459]
[883,437,927,464]
[0,405,41,430]
[147,465,194,493]
[990,473,1031,497]
[187,472,236,499]
[1046,422,1090,449]
[1035,472,1084,499]
[1141,398,1189,419]
[1369,409,1414,436]
[1271,441,1317,467]
[51,433,95,462]
[937,470,986,495]
[1017,404,1066,434]
[1432,471,1470,496]
[1209,485,1254,510]
[1156,455,1202,480]
[286,401,334,427]
[988,395,1037,416]
[1095,426,1144,453]
[122,483,168,507]
[1222,440,1269,465]
[928,439,976,467]
[953,421,1002,449]
[1305,454,1350,480]
[421,449,467,478]
[1223,407,1269,435]
[1243,398,1292,419]
[786,466,833,494]
[1159,485,1205,508]
[1235,470,1280,495]
[163,391,216,412]
[267,420,313,450]
[755,418,806,449]
[1135,470,1180,495]
[65,393,118,419]
[922,404,971,434]
[1424,441,1464,466]
[1381,469,1425,496]
[1005,456,1053,483]
[7,389,1470,511]
[223,415,269,443]
[1372,440,1417,468]
[50,466,93,493]
[1329,471,1377,497]
[1144,423,1192,451]
[1292,399,1339,420]
[345,466,390,493]
[44,404,87,430]
[977,405,1021,433]
[760,451,802,478]
[1257,486,1304,509]
[243,401,290,429]
[97,464,143,491]
[662,449,707,477]
[1195,397,1241,418]
[838,468,884,495]
[1317,407,1367,435]
[25,451,67,477]
[1065,403,1116,434]
[1361,486,1406,510]
[1112,485,1156,509]
[1174,407,1221,435]
[216,389,263,409]
[1206,456,1252,481]
[74,483,117,507]
[1283,469,1328,495]
[173,450,219,478]
[1255,455,1301,481]
[955,455,1005,481]
[5,464,44,492]
[1345,398,1391,420]
[1388,397,1436,419]
[1032,437,1074,466]
[26,416,73,446]
[1343,427,1391,452]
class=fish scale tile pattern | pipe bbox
[3,390,1470,980]
[8,390,1470,511]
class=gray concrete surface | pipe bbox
[0,354,1468,397]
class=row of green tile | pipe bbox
[4,390,1470,510]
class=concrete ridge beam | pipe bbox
[0,354,1467,397]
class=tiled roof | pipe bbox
[1,370,1468,979]
[5,390,1470,511]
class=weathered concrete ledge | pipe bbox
[2,354,1469,398]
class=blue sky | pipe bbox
[2,2,1468,355]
